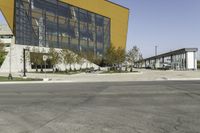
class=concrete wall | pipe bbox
[0,38,12,44]
[0,44,99,73]
[186,52,197,70]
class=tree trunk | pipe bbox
[74,64,76,71]
[35,64,38,72]
[69,64,72,72]
[86,62,88,69]
[80,65,82,71]
[130,62,133,72]
[65,65,68,73]
[40,64,43,72]
[52,65,55,73]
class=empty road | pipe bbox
[0,81,200,133]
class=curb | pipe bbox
[167,78,200,81]
[0,78,199,85]
[0,80,74,85]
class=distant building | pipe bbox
[135,48,198,70]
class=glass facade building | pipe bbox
[15,0,110,56]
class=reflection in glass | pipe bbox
[15,0,110,57]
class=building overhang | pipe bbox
[136,48,198,63]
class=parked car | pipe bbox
[162,63,171,70]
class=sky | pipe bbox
[1,0,200,58]
[110,0,200,58]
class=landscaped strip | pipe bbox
[0,76,42,82]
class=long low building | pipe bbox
[135,48,198,70]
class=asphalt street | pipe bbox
[0,81,200,133]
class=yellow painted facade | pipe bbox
[0,0,129,49]
[60,0,129,49]
[0,0,14,32]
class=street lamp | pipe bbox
[23,47,30,77]
[8,40,13,80]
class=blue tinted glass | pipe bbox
[58,4,72,18]
[16,0,110,56]
[67,25,75,38]
[96,16,104,26]
[33,0,57,13]
[97,32,103,43]
[78,11,92,23]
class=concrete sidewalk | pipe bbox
[0,69,200,83]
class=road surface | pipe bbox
[0,81,200,133]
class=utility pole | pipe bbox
[155,45,158,56]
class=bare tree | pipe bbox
[105,45,116,70]
[30,47,42,72]
[61,49,75,72]
[126,46,142,72]
[86,52,96,69]
[61,49,70,72]
[116,47,126,71]
[76,52,85,71]
[48,48,61,72]
[105,45,126,71]
[39,48,46,72]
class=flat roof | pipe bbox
[139,48,198,62]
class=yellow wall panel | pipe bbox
[60,0,129,49]
[0,0,14,32]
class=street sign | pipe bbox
[43,55,52,61]
[43,55,48,61]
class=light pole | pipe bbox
[23,48,29,77]
[8,43,13,80]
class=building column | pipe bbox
[145,60,147,68]
[162,57,164,63]
[185,52,188,70]
[170,55,173,70]
[148,60,151,68]
[194,51,197,70]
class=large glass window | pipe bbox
[15,0,110,57]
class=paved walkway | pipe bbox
[0,69,200,83]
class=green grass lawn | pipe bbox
[0,76,42,82]
[198,61,200,69]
